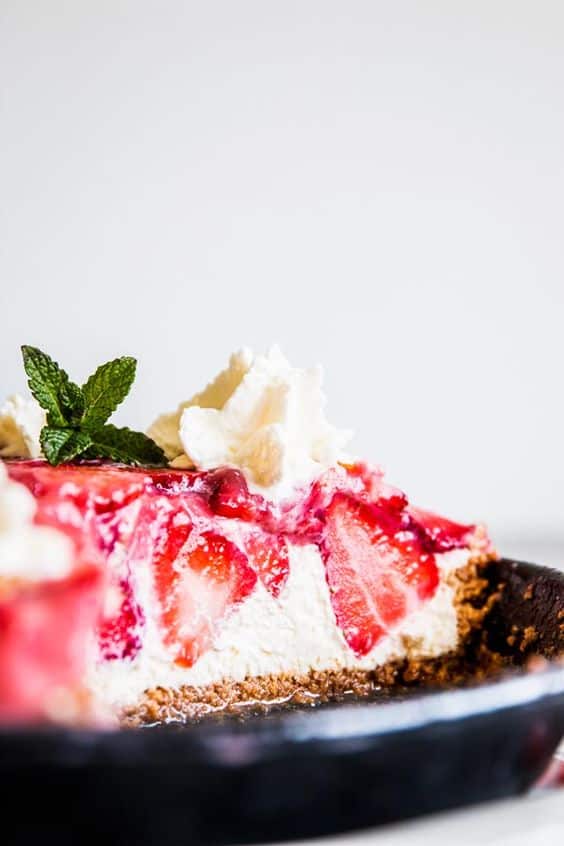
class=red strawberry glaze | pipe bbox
[408,506,477,552]
[4,460,481,668]
[206,468,269,522]
[147,467,269,522]
[340,461,408,511]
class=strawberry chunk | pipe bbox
[246,532,289,598]
[408,506,475,552]
[97,576,144,661]
[207,468,268,522]
[322,493,438,657]
[153,513,257,667]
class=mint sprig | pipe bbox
[22,345,167,468]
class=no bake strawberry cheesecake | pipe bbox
[0,346,496,725]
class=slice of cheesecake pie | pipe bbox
[0,347,497,725]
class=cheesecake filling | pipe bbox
[87,543,472,712]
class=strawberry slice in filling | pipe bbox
[322,493,439,657]
[153,511,257,667]
[245,532,289,598]
[97,576,145,661]
[408,505,475,552]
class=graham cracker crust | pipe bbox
[121,555,503,727]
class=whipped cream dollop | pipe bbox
[148,346,353,499]
[0,461,73,581]
[0,395,45,459]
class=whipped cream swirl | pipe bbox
[0,395,45,459]
[149,347,353,500]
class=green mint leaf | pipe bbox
[21,345,79,427]
[61,381,85,424]
[56,430,94,463]
[86,424,167,467]
[80,357,137,430]
[40,428,93,465]
[40,428,74,464]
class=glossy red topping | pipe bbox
[206,468,268,522]
[408,506,476,552]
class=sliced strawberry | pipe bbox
[246,532,289,598]
[149,467,268,521]
[322,493,439,657]
[153,513,257,667]
[341,462,408,512]
[207,468,268,522]
[408,506,475,552]
[0,567,103,723]
[147,468,209,496]
[97,576,144,661]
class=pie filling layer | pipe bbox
[4,460,494,722]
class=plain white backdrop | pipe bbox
[1,1,563,555]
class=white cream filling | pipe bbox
[87,544,469,711]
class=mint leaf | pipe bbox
[40,428,94,465]
[57,431,94,463]
[86,424,167,467]
[62,381,85,424]
[21,345,80,427]
[81,357,137,430]
[40,428,74,465]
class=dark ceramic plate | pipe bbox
[1,559,563,846]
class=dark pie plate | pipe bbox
[1,559,563,846]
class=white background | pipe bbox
[1,1,563,558]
